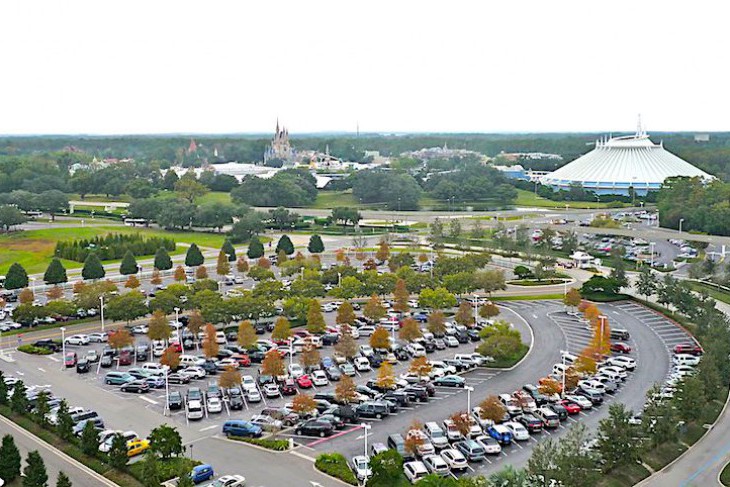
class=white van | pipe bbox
[673,354,700,367]
[424,422,449,449]
[215,331,226,344]
[596,368,622,383]
[454,354,478,367]
[179,355,205,367]
[408,343,426,357]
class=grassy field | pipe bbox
[514,189,626,209]
[312,191,360,209]
[687,281,730,305]
[0,226,229,274]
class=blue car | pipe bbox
[486,425,513,445]
[413,313,429,323]
[190,464,214,484]
[222,420,263,438]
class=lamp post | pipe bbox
[164,367,169,416]
[649,242,656,268]
[679,218,685,234]
[31,277,37,296]
[99,295,105,332]
[288,338,294,367]
[559,350,567,398]
[472,293,479,326]
[465,386,474,412]
[174,307,181,345]
[60,327,66,371]
[598,315,607,353]
[361,422,371,457]
[338,272,342,287]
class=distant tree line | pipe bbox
[657,176,730,235]
[54,234,176,262]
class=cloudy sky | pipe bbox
[1,1,728,135]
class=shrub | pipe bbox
[55,234,175,262]
[315,453,358,485]
[229,437,290,451]
[17,345,53,355]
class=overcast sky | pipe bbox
[1,1,728,135]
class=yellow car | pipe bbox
[126,439,150,457]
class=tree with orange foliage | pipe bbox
[195,266,208,279]
[150,269,162,286]
[236,258,249,273]
[46,286,63,300]
[257,256,271,269]
[538,378,562,396]
[73,280,86,295]
[218,365,242,389]
[577,300,590,314]
[478,395,507,424]
[108,328,134,351]
[160,345,181,370]
[173,266,186,282]
[583,304,601,323]
[291,394,317,417]
[450,412,471,437]
[370,326,391,350]
[124,275,141,289]
[574,354,597,375]
[404,420,425,457]
[261,349,285,377]
[18,288,33,305]
[399,318,422,342]
[409,356,432,378]
[563,288,582,311]
[202,323,219,359]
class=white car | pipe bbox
[131,325,148,335]
[672,364,696,377]
[673,354,700,366]
[88,333,108,343]
[152,342,165,357]
[351,455,372,481]
[321,302,336,313]
[207,396,223,413]
[181,367,206,380]
[311,370,329,387]
[578,379,606,393]
[440,449,468,471]
[216,358,239,370]
[359,345,374,357]
[246,389,262,403]
[444,336,459,348]
[65,334,89,346]
[209,474,246,487]
[503,421,530,441]
[263,383,280,398]
[421,454,450,476]
[430,361,457,375]
[566,394,593,410]
[288,363,304,379]
[474,434,502,454]
[353,357,371,372]
[241,375,257,393]
[606,356,636,371]
[403,461,429,484]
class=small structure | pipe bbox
[570,251,596,269]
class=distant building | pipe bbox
[694,133,710,143]
[264,119,295,164]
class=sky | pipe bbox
[1,1,729,135]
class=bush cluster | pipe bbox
[55,233,175,262]
[314,453,358,485]
[17,345,53,355]
[232,437,290,451]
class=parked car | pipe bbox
[120,380,150,394]
[222,420,262,438]
[439,449,468,472]
[351,455,372,481]
[168,391,183,410]
[422,454,450,477]
[403,461,430,483]
[295,419,334,437]
[190,464,215,484]
[486,424,513,445]
[433,375,465,388]
[455,439,486,462]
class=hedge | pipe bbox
[315,453,358,485]
[17,344,53,355]
[129,457,199,483]
[229,436,290,451]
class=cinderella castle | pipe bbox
[263,119,295,165]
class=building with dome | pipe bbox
[539,125,714,195]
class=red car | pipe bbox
[559,399,582,415]
[294,331,310,339]
[296,375,313,388]
[232,354,251,367]
[610,343,632,354]
[280,379,298,395]
[673,343,703,356]
[64,352,77,368]
[272,338,289,346]
[118,350,132,366]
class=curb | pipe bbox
[312,464,356,487]
[211,434,290,454]
[717,460,729,486]
[496,306,535,371]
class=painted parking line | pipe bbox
[140,396,159,405]
[199,424,218,432]
[306,424,362,447]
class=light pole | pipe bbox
[60,327,66,370]
[649,242,656,268]
[164,367,170,416]
[465,386,474,412]
[99,295,105,332]
[338,272,342,287]
[361,422,371,457]
[559,350,567,398]
[598,315,607,353]
[679,218,685,234]
[288,338,294,367]
[472,293,479,326]
[174,307,181,345]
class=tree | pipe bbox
[22,450,48,487]
[527,424,598,487]
[247,236,265,259]
[375,361,395,389]
[236,320,257,349]
[330,374,359,405]
[236,257,249,273]
[43,259,67,285]
[148,310,171,342]
[454,302,474,327]
[139,454,161,487]
[154,248,173,271]
[0,434,21,482]
[119,250,138,275]
[37,190,69,222]
[81,420,101,456]
[573,354,597,375]
[363,294,387,322]
[538,378,562,396]
[185,243,204,267]
[173,265,186,282]
[418,287,456,310]
[375,240,390,263]
[674,376,706,423]
[257,256,272,269]
[222,239,236,262]
[479,302,500,320]
[33,390,51,428]
[216,250,230,276]
[563,288,582,311]
[174,176,208,203]
[55,400,74,441]
[175,465,195,487]
[5,262,29,290]
[271,316,292,342]
[45,285,63,301]
[0,204,27,231]
[370,326,391,350]
[81,253,105,280]
[368,449,404,486]
[308,234,324,254]
[392,278,409,314]
[195,266,208,279]
[399,318,422,342]
[157,343,180,370]
[202,323,219,358]
[331,207,361,230]
[404,421,425,457]
[261,350,285,377]
[276,235,295,256]
[108,433,128,469]
[450,412,471,437]
[300,345,321,371]
[474,269,507,296]
[11,380,28,414]
[427,311,446,336]
[335,301,356,326]
[124,275,141,289]
[148,424,183,460]
[0,371,7,405]
[55,472,72,487]
[335,329,358,360]
[219,365,242,389]
[636,267,658,299]
[409,356,432,378]
[108,329,134,351]
[18,288,34,305]
[306,300,326,334]
[291,394,318,416]
[478,395,507,424]
[106,291,148,324]
[597,403,640,472]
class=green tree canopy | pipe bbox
[43,258,67,285]
[185,243,204,267]
[276,235,295,255]
[22,450,48,487]
[247,236,265,259]
[105,291,148,323]
[119,250,139,275]
[222,239,236,262]
[0,434,22,483]
[81,253,105,280]
[154,247,173,270]
[308,234,324,254]
[149,424,184,460]
[5,262,29,290]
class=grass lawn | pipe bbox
[721,461,730,486]
[687,281,730,305]
[514,189,626,209]
[312,191,361,209]
[598,462,651,487]
[0,226,229,274]
[196,191,233,205]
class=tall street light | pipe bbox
[164,367,170,416]
[361,422,371,457]
[679,218,685,234]
[99,295,105,332]
[60,327,66,371]
[649,242,656,268]
[559,350,568,398]
[174,307,181,345]
[465,385,474,412]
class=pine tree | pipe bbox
[276,235,295,255]
[5,262,29,290]
[108,434,128,469]
[0,434,21,482]
[55,400,74,441]
[11,380,28,414]
[22,450,48,487]
[119,251,138,275]
[185,243,204,267]
[81,420,100,456]
[81,253,105,280]
[216,250,230,276]
[308,234,324,254]
[43,259,67,285]
[247,236,264,259]
[222,239,236,262]
[153,247,173,271]
[0,370,8,405]
[56,472,72,487]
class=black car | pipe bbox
[257,374,275,386]
[422,340,436,353]
[356,402,390,419]
[120,380,150,394]
[467,330,481,342]
[402,385,429,402]
[135,344,149,362]
[216,349,234,360]
[229,390,245,411]
[330,405,360,423]
[455,332,469,344]
[76,359,91,374]
[200,361,218,375]
[417,381,436,397]
[168,391,184,410]
[322,333,339,346]
[547,403,568,421]
[295,420,334,438]
[522,385,548,406]
[515,413,543,433]
[443,359,470,372]
[187,387,203,402]
[167,373,190,385]
[319,413,346,430]
[393,347,410,361]
[368,354,384,368]
[226,331,238,342]
[356,385,379,399]
[382,391,410,407]
[254,323,268,335]
[33,339,60,352]
[248,350,265,363]
[315,399,333,414]
[313,392,340,404]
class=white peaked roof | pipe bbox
[540,130,713,191]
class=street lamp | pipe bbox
[60,327,66,370]
[99,295,105,332]
[174,307,181,345]
[361,423,371,457]
[649,242,656,268]
[472,294,479,326]
[559,350,568,398]
[465,386,474,412]
[164,367,170,416]
[337,272,342,286]
[288,338,294,367]
[679,218,685,234]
